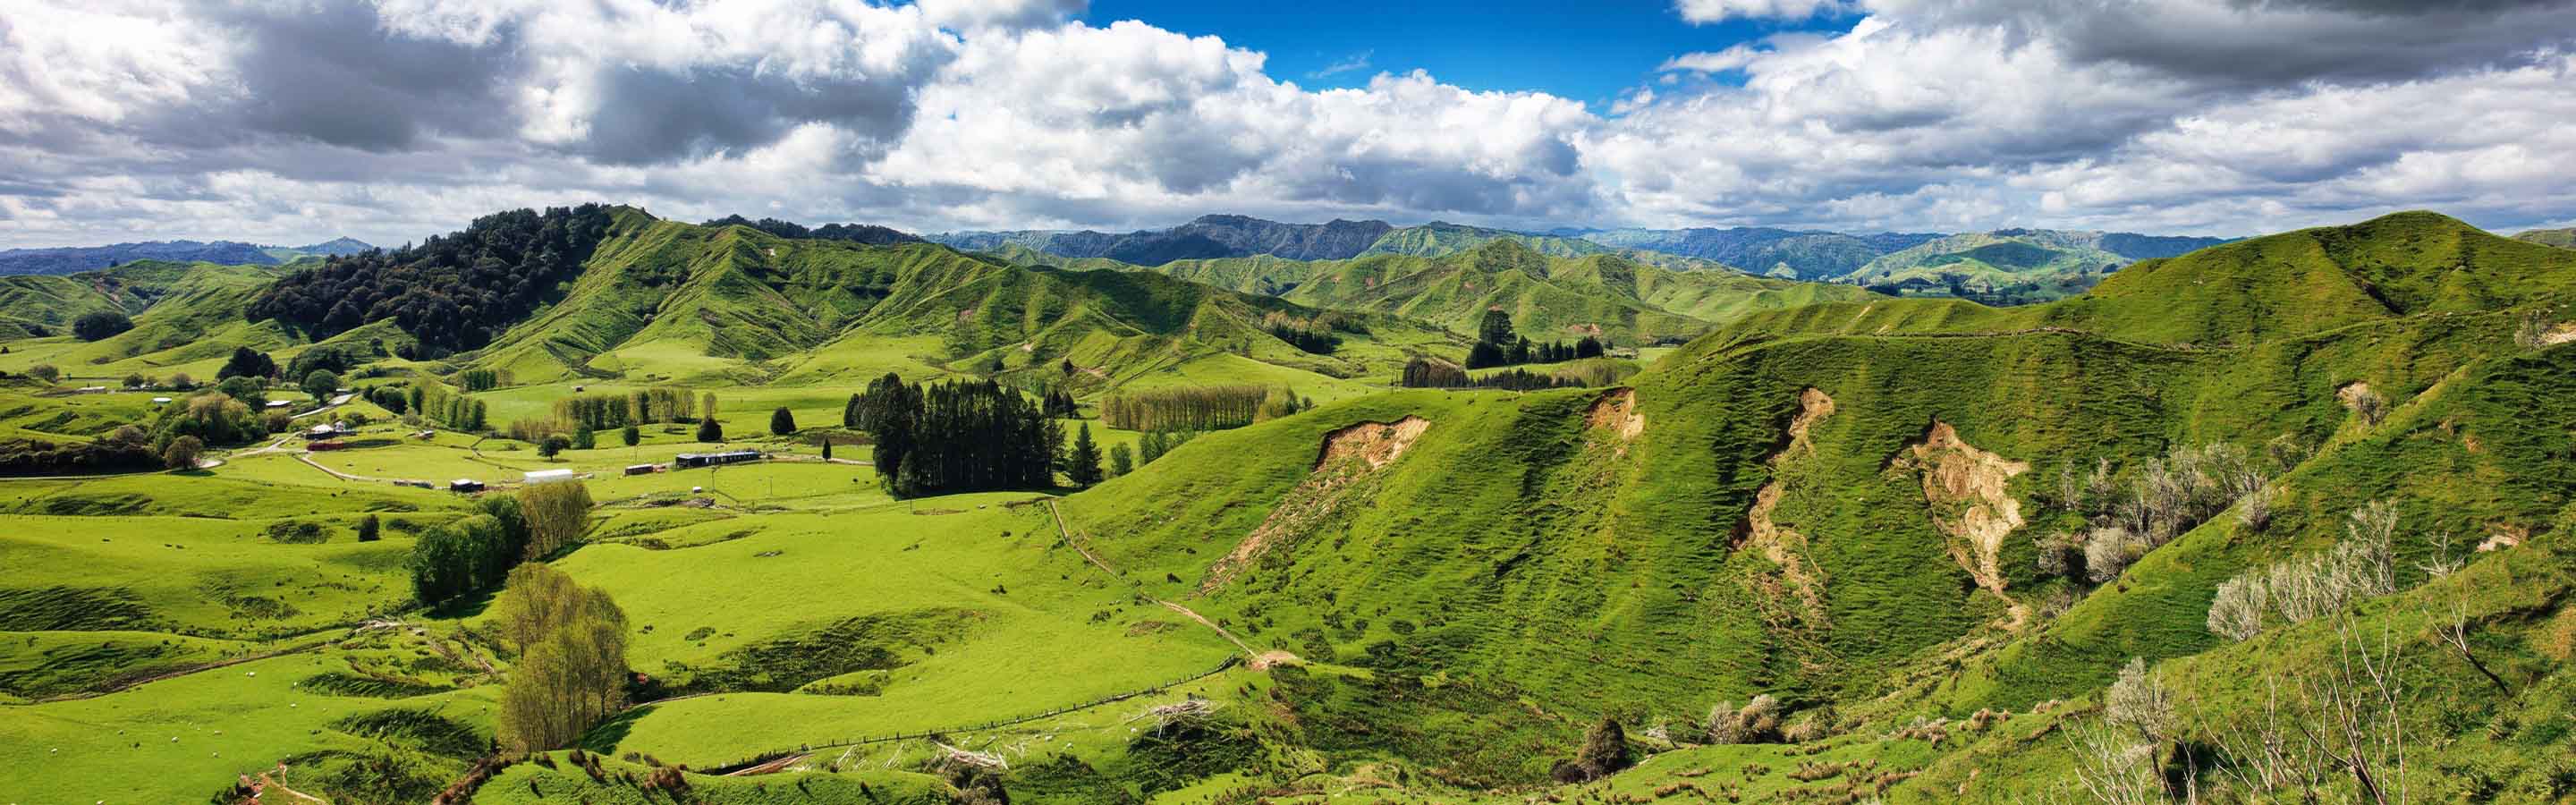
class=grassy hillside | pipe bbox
[1361,221,1742,273]
[4,208,2572,805]
[0,261,311,379]
[462,213,1454,390]
[1579,226,1939,280]
[1110,240,1876,343]
[2516,226,2576,249]
[1049,208,2576,798]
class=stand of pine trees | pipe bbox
[1462,309,1603,369]
[847,373,1058,497]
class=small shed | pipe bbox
[151,396,173,404]
[448,479,485,493]
[624,463,658,476]
[266,400,292,409]
[522,469,578,485]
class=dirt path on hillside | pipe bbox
[1046,500,1283,666]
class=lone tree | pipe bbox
[620,424,640,447]
[356,514,381,542]
[72,310,134,342]
[821,440,834,462]
[696,417,724,443]
[537,435,570,459]
[1108,443,1133,478]
[1066,423,1104,487]
[301,369,341,403]
[161,435,205,470]
[769,407,797,436]
[571,428,595,451]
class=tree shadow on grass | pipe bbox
[578,704,654,753]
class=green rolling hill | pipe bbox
[1005,239,1877,343]
[1047,208,2576,799]
[237,208,1458,391]
[2516,226,2576,249]
[4,208,2573,805]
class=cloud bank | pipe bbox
[3,0,2573,247]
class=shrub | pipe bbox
[1707,695,1784,745]
[27,364,60,384]
[769,407,796,436]
[621,424,640,447]
[1553,716,1631,783]
[695,418,724,443]
[571,428,595,451]
[160,435,205,470]
[2203,501,2402,640]
[158,393,265,447]
[2102,658,2174,741]
[72,310,133,341]
[357,514,382,542]
[301,369,342,402]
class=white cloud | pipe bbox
[3,0,2576,248]
[1308,50,1374,80]
[1674,0,1847,23]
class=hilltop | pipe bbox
[1007,238,1876,343]
[235,208,1457,390]
[928,215,1395,265]
[2517,226,2576,249]
[1843,228,2235,302]
[0,238,373,275]
[1575,225,1943,279]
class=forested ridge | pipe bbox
[245,205,616,356]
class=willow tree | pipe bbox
[495,564,629,752]
[517,480,594,560]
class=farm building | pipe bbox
[624,464,658,476]
[151,396,173,404]
[303,424,349,439]
[448,479,485,493]
[522,469,579,485]
[674,450,762,469]
[265,400,292,409]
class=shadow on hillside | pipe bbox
[579,704,654,753]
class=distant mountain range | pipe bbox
[0,237,375,275]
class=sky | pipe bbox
[3,0,2575,249]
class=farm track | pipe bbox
[1044,500,1270,664]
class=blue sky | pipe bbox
[1085,1,1838,106]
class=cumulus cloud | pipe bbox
[3,0,2576,247]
